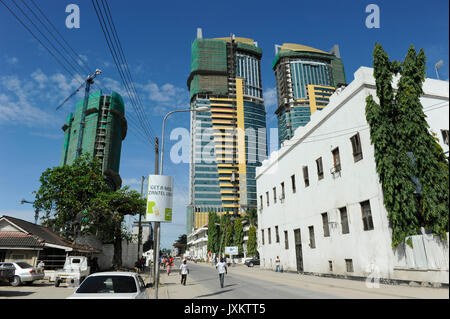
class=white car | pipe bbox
[0,261,45,286]
[67,272,150,299]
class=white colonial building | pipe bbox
[186,226,208,260]
[256,67,449,284]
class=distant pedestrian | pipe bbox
[179,259,189,286]
[166,258,172,276]
[215,258,228,288]
[275,256,281,272]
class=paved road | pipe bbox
[0,280,76,299]
[185,262,340,299]
[157,260,449,299]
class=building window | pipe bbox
[442,129,449,145]
[332,148,341,172]
[303,166,310,187]
[273,187,277,204]
[350,133,363,162]
[261,229,265,245]
[329,260,333,272]
[339,207,350,234]
[281,182,285,200]
[268,228,272,244]
[322,213,330,237]
[345,259,354,272]
[360,200,374,231]
[308,226,316,249]
[266,192,269,207]
[259,195,263,211]
[316,157,324,180]
[291,175,296,193]
[284,231,289,249]
[275,226,280,243]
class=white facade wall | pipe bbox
[256,67,449,283]
[187,227,208,260]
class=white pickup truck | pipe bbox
[54,256,90,287]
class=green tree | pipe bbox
[207,212,220,254]
[33,154,110,240]
[233,217,244,255]
[219,214,232,254]
[33,154,145,269]
[246,225,258,257]
[366,43,449,247]
[243,208,258,227]
[395,46,449,239]
[89,186,146,269]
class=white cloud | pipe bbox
[263,87,277,112]
[141,81,189,114]
[31,69,48,89]
[122,177,142,186]
[6,57,19,64]
[0,75,57,127]
[29,131,62,140]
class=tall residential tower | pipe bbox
[61,90,127,191]
[186,29,267,234]
[273,43,346,144]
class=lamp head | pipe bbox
[195,106,209,112]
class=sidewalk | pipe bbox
[143,266,213,299]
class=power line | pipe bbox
[91,0,157,147]
[0,0,82,83]
[1,0,154,148]
[100,0,157,141]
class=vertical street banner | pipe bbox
[146,175,174,223]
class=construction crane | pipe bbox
[56,69,102,159]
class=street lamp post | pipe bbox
[20,199,39,224]
[153,106,208,299]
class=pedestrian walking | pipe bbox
[166,257,173,276]
[215,257,228,288]
[179,259,189,286]
[275,256,281,272]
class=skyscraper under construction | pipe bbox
[186,29,267,234]
[61,90,127,191]
[273,43,346,144]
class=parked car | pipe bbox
[67,272,150,299]
[0,261,45,286]
[245,257,260,267]
[0,263,15,284]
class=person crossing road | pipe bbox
[215,257,228,288]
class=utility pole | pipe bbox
[137,176,145,262]
[75,69,102,159]
[152,137,160,297]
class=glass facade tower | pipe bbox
[186,32,267,235]
[273,43,346,145]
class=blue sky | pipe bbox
[0,0,448,249]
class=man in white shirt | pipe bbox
[179,259,189,286]
[215,257,228,288]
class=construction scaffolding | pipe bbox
[60,90,126,190]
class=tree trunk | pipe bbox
[112,231,122,270]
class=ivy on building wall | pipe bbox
[365,43,449,248]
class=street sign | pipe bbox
[146,175,173,223]
[225,246,239,255]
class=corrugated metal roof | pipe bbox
[0,232,44,248]
[0,216,100,253]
